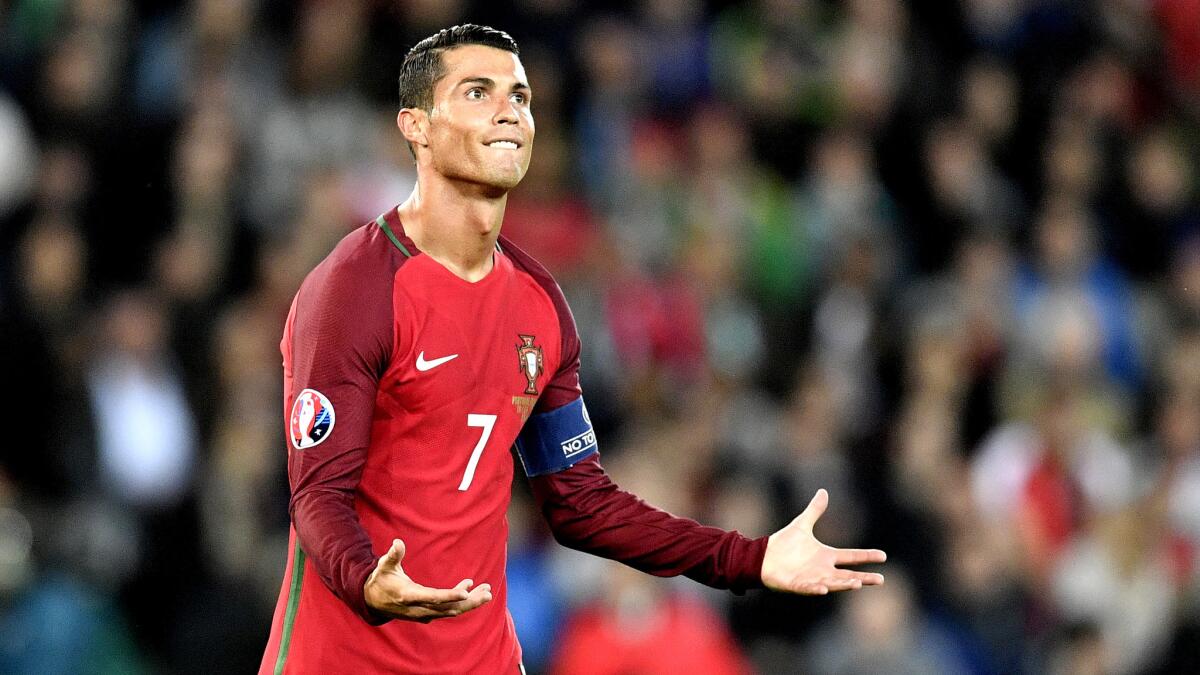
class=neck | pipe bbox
[397,173,508,282]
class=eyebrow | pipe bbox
[456,76,531,92]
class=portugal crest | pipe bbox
[516,334,544,395]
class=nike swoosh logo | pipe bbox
[416,351,459,372]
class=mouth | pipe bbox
[484,139,522,150]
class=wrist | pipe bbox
[759,533,778,589]
[737,534,770,592]
[361,567,392,625]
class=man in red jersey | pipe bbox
[259,24,886,674]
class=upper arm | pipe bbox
[286,241,395,498]
[534,279,583,414]
[503,238,596,477]
[514,282,598,476]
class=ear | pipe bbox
[397,108,429,149]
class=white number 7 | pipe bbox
[459,414,497,491]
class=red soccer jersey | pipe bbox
[261,209,574,674]
[261,208,768,675]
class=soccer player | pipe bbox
[259,24,886,674]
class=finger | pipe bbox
[820,576,863,592]
[419,581,487,609]
[832,570,885,586]
[797,489,829,531]
[442,583,494,613]
[419,583,494,615]
[396,605,471,623]
[833,548,887,566]
[402,582,471,606]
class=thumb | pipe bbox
[381,538,406,569]
[797,489,829,531]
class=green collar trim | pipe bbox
[375,214,414,258]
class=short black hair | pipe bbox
[398,24,520,112]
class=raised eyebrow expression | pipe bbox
[456,77,532,102]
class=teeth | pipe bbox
[488,141,518,149]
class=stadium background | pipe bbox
[1,0,1198,673]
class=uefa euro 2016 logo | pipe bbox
[516,334,543,395]
[290,388,336,450]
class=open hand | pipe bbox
[364,539,493,623]
[761,489,886,595]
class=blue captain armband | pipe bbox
[515,397,598,477]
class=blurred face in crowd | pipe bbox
[1128,131,1192,213]
[406,45,534,194]
[20,218,85,312]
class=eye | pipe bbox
[466,87,485,100]
[509,92,529,105]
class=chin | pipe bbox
[480,167,526,192]
[482,152,530,190]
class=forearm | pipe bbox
[530,455,768,592]
[290,487,383,624]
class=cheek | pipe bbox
[432,126,478,164]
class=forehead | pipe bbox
[436,45,527,92]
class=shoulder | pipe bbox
[307,221,407,292]
[500,234,576,334]
[291,221,407,350]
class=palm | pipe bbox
[364,539,493,622]
[761,489,886,595]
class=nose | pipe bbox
[493,100,519,125]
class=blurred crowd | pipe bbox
[1,0,1198,673]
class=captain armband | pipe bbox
[515,397,598,477]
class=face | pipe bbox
[407,44,535,193]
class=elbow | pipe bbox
[290,486,354,532]
[548,524,585,551]
[548,527,575,549]
[532,462,610,551]
[541,503,587,551]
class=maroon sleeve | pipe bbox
[530,454,768,592]
[286,226,401,624]
[500,236,768,592]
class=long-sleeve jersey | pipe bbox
[259,208,768,674]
